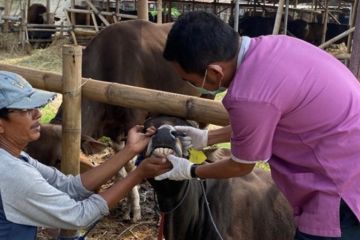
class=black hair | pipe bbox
[163,11,239,75]
[0,108,9,120]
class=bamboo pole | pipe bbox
[349,0,360,80]
[0,64,229,126]
[347,0,358,53]
[3,0,12,32]
[58,45,82,239]
[137,0,149,21]
[61,45,82,175]
[319,27,355,49]
[84,0,110,26]
[157,0,162,23]
[272,0,284,35]
[321,0,329,44]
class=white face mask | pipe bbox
[193,69,226,96]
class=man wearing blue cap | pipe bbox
[0,71,171,240]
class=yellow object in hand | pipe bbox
[188,148,207,164]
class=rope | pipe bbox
[200,181,224,240]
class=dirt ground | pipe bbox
[0,35,160,240]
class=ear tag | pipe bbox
[188,148,207,164]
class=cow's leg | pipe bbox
[114,139,142,223]
[116,161,141,223]
[116,167,132,221]
[124,158,141,223]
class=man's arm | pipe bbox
[208,125,232,145]
[195,158,255,179]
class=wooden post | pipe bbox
[84,0,110,26]
[284,0,289,34]
[321,0,329,44]
[347,0,358,53]
[349,0,360,80]
[157,0,162,23]
[71,0,75,24]
[272,0,285,35]
[91,12,99,31]
[3,0,12,32]
[65,9,78,45]
[58,45,82,238]
[46,0,50,24]
[137,0,149,21]
[234,0,240,32]
[61,45,82,174]
[86,3,91,25]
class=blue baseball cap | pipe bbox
[0,71,56,110]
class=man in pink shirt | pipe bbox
[155,11,360,239]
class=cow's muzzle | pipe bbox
[145,124,184,158]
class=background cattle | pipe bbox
[25,123,141,221]
[27,3,58,43]
[25,123,106,173]
[231,15,349,45]
[141,116,295,240]
[53,20,207,223]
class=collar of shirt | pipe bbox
[236,36,251,68]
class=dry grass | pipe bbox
[0,37,69,73]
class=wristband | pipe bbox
[190,164,199,178]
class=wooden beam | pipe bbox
[319,27,355,49]
[349,0,360,80]
[84,0,110,26]
[0,64,229,126]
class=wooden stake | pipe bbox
[61,45,82,175]
[137,0,149,21]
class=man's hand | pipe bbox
[174,126,208,150]
[126,125,156,154]
[137,156,172,179]
[155,155,193,181]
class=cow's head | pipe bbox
[142,115,197,160]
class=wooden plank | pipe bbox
[0,63,229,126]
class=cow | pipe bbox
[140,115,295,240]
[25,123,143,222]
[229,16,275,37]
[25,123,105,173]
[27,3,59,44]
[53,20,206,223]
[230,16,349,46]
[306,22,349,45]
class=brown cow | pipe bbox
[141,116,295,240]
[52,20,206,222]
[25,123,105,173]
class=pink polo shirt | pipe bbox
[223,35,360,237]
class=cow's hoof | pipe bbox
[131,209,141,223]
[122,211,131,222]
